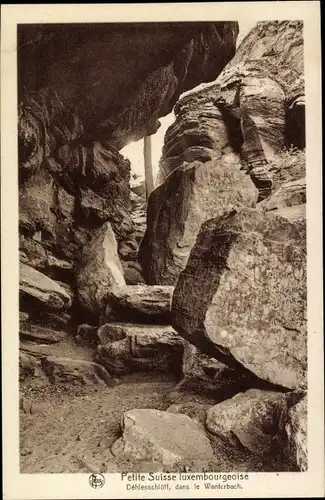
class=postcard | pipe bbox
[1,1,324,498]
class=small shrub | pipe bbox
[267,147,305,174]
[240,147,305,194]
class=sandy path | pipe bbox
[20,370,286,474]
[20,373,177,473]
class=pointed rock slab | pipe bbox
[41,356,115,386]
[97,323,183,375]
[76,222,126,314]
[20,263,72,310]
[284,394,307,471]
[103,285,174,324]
[111,409,214,467]
[171,207,306,390]
[206,389,297,455]
[139,159,258,285]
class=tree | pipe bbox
[143,135,154,201]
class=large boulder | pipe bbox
[284,394,307,471]
[139,160,258,285]
[96,323,183,375]
[102,285,174,323]
[171,207,306,390]
[20,262,72,310]
[76,222,125,314]
[206,389,293,455]
[111,409,214,467]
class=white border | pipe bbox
[1,2,324,499]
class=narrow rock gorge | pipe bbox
[19,21,306,474]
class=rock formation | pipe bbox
[140,20,305,284]
[158,20,304,182]
[19,21,307,475]
[76,222,126,314]
[206,389,302,455]
[19,21,238,323]
[138,21,306,471]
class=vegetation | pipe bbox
[266,147,305,191]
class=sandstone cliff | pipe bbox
[158,20,304,184]
[139,20,305,285]
[137,22,306,472]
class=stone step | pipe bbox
[102,284,174,324]
[20,322,68,344]
[96,322,183,376]
[97,322,182,345]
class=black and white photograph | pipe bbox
[1,2,324,499]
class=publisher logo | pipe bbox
[89,473,105,489]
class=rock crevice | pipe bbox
[19,21,307,474]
